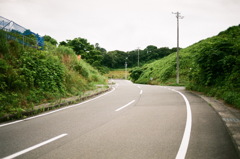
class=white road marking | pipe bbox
[137,85,141,89]
[0,88,116,128]
[2,133,68,159]
[0,120,24,128]
[140,90,143,95]
[115,100,136,112]
[169,89,192,159]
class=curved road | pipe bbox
[0,80,238,159]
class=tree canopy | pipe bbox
[43,35,58,46]
[59,37,105,71]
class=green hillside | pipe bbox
[0,30,106,117]
[130,25,240,108]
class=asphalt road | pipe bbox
[0,80,238,159]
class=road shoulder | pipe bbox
[0,86,111,122]
[190,90,240,158]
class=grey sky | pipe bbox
[0,0,239,51]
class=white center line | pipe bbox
[140,90,143,95]
[2,133,68,159]
[115,100,135,112]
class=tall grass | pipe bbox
[105,69,129,79]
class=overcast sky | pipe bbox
[0,0,239,51]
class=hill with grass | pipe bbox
[130,25,240,108]
[0,30,106,118]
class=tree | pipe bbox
[102,50,127,68]
[95,43,107,53]
[127,50,139,67]
[66,38,93,57]
[145,45,158,61]
[61,37,105,70]
[43,35,58,46]
[59,41,67,46]
[158,47,172,58]
[102,52,113,68]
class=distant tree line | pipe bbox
[44,35,179,73]
[103,46,178,68]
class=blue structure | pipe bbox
[0,16,44,49]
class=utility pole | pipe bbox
[137,47,140,67]
[125,57,128,80]
[172,12,184,84]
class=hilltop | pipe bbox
[130,25,240,108]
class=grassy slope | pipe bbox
[131,25,240,107]
[134,48,194,85]
[0,32,106,117]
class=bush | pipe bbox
[187,25,240,107]
[129,67,143,82]
[20,51,66,93]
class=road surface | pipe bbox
[0,80,238,159]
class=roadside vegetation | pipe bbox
[130,25,240,108]
[0,30,106,118]
[1,23,240,118]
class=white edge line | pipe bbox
[2,133,68,159]
[0,120,24,128]
[0,87,116,128]
[170,89,192,159]
[115,100,135,112]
